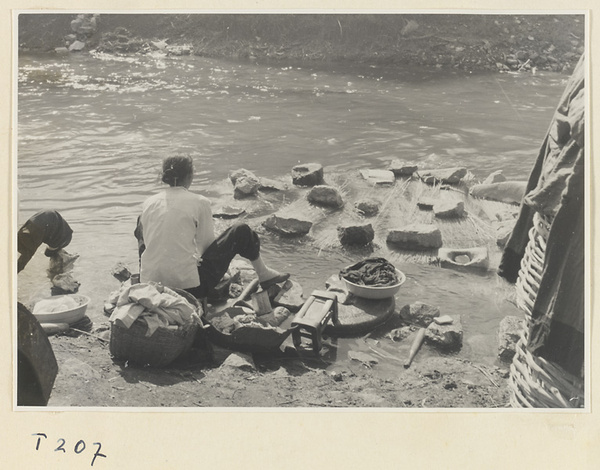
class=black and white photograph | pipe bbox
[14,11,588,413]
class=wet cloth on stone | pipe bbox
[340,258,399,287]
[498,53,585,377]
[110,282,198,336]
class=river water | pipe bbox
[17,51,568,368]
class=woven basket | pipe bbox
[509,212,584,408]
[109,289,201,368]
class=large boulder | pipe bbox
[230,169,261,198]
[388,159,418,177]
[233,175,261,198]
[292,163,324,186]
[387,224,443,250]
[360,169,395,185]
[307,185,344,209]
[263,215,312,237]
[399,302,440,327]
[434,200,465,219]
[425,315,463,350]
[498,316,525,362]
[229,168,257,185]
[337,223,375,247]
[417,167,468,185]
[470,181,527,205]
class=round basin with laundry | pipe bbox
[339,257,406,300]
[32,294,90,325]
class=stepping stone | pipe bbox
[263,214,312,237]
[387,224,443,250]
[307,185,344,209]
[337,223,374,247]
[360,169,395,185]
[434,200,465,219]
[292,163,324,186]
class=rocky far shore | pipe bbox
[18,13,585,74]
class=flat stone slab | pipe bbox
[434,200,465,219]
[470,181,527,205]
[323,276,395,337]
[388,159,418,176]
[259,178,287,192]
[387,224,443,250]
[263,214,313,237]
[213,205,246,219]
[325,296,395,337]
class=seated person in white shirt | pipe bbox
[134,155,289,299]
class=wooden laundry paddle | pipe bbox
[230,278,260,308]
[404,327,426,368]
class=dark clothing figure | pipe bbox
[188,223,261,299]
[498,54,585,377]
[136,222,262,299]
[17,210,73,273]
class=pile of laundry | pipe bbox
[339,257,400,287]
[107,282,200,336]
[210,306,291,335]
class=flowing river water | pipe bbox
[16,51,569,369]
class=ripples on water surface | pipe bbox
[17,51,568,366]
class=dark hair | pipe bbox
[162,155,193,186]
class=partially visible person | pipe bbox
[135,155,289,299]
[17,210,73,273]
[16,210,72,406]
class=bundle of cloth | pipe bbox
[109,282,199,336]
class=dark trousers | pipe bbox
[186,223,260,299]
[17,210,73,273]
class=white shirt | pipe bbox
[139,187,216,289]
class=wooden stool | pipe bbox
[292,290,339,355]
